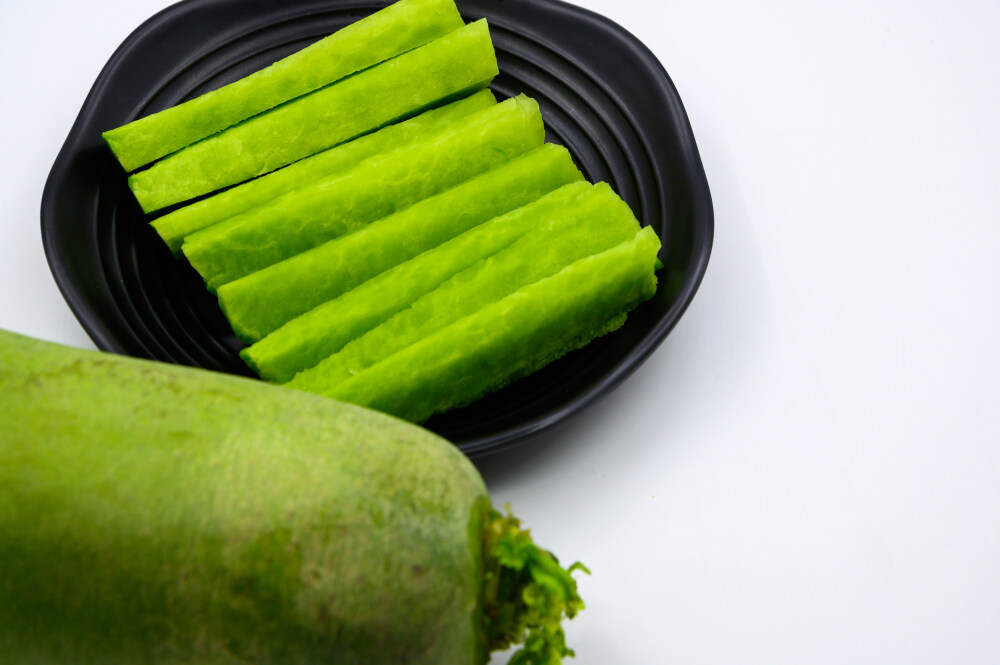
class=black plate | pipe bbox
[41,0,713,457]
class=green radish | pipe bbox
[183,94,544,292]
[219,143,584,344]
[308,227,662,423]
[103,0,465,171]
[128,19,498,212]
[0,328,585,664]
[151,90,498,255]
[287,181,641,395]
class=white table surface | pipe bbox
[2,0,999,663]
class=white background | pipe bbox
[2,0,999,663]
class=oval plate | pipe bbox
[41,0,713,457]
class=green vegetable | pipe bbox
[220,143,583,344]
[183,94,544,292]
[103,0,465,172]
[151,90,497,255]
[128,19,498,212]
[242,177,602,384]
[287,182,640,394]
[0,328,585,664]
[294,227,661,422]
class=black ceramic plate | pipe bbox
[41,0,713,457]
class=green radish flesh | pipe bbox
[287,182,641,395]
[100,0,662,432]
[103,0,465,172]
[151,90,497,255]
[128,19,498,212]
[219,143,583,343]
[242,179,602,384]
[306,227,661,423]
[0,328,585,665]
[183,94,544,292]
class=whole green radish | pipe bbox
[0,329,584,664]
